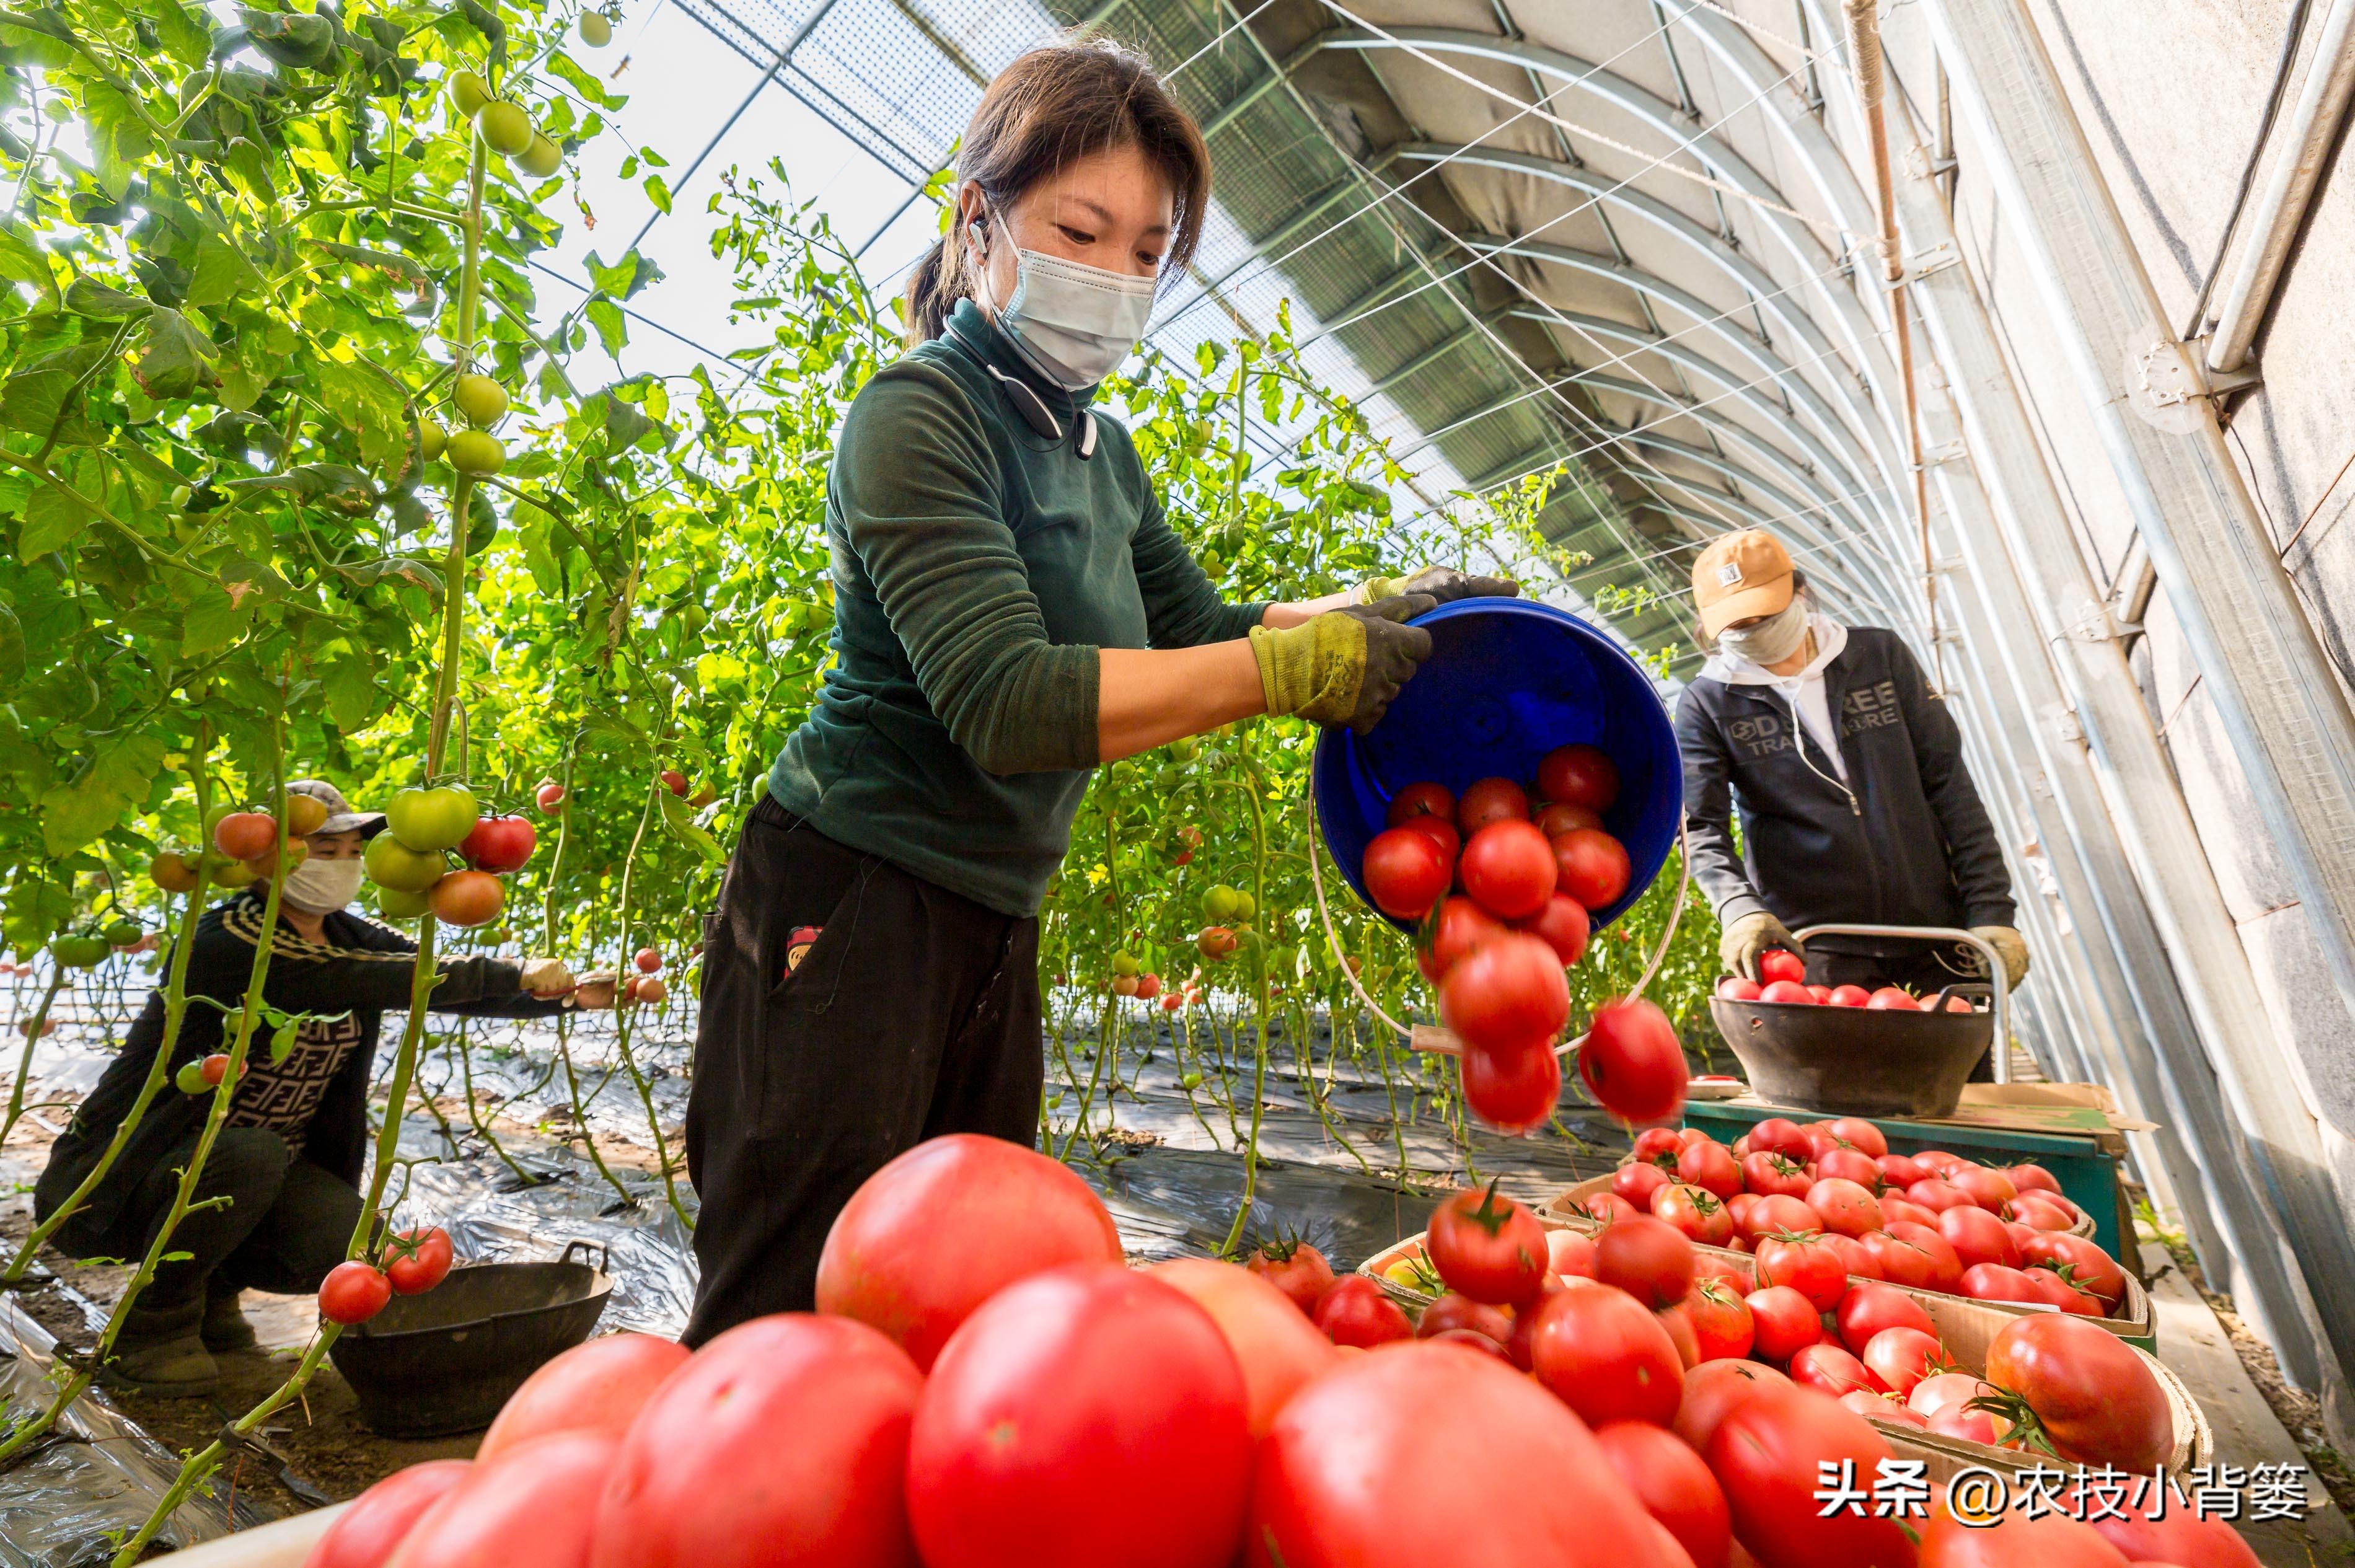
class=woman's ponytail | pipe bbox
[902,233,964,348]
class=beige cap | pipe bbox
[1691,530,1795,638]
[288,779,386,839]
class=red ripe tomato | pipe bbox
[1939,1204,2021,1271]
[201,1054,230,1087]
[1927,1402,2009,1445]
[1507,1278,1564,1371]
[1707,1385,1916,1568]
[1673,1357,1791,1455]
[1419,895,1505,982]
[535,780,567,814]
[1674,1142,1741,1200]
[1841,1390,1927,1429]
[1960,1264,2044,1305]
[1738,1151,1810,1199]
[1248,1342,1684,1568]
[1694,1251,1752,1295]
[1914,1149,1966,1175]
[1724,1192,1759,1235]
[385,1227,454,1295]
[1458,819,1559,920]
[1744,1285,1823,1363]
[384,1432,614,1568]
[1513,893,1590,966]
[428,870,505,928]
[1148,1260,1339,1441]
[909,1266,1249,1568]
[1595,1215,1696,1309]
[460,814,537,874]
[1812,1148,1882,1191]
[2061,1481,2264,1568]
[1789,1342,1884,1397]
[1653,1184,1734,1247]
[319,1261,392,1325]
[1632,1127,1686,1166]
[1860,1326,1947,1396]
[1805,1178,1883,1238]
[1460,1036,1563,1134]
[2036,1234,2128,1309]
[1917,1505,2130,1566]
[1565,1190,1640,1227]
[1878,1152,1930,1188]
[1758,980,1813,1005]
[1755,1234,1846,1311]
[658,768,690,796]
[1314,1275,1414,1348]
[1538,744,1620,811]
[1686,1279,1755,1362]
[1428,1182,1549,1306]
[1821,1118,1888,1158]
[1820,1233,1883,1281]
[1456,776,1529,832]
[1747,1119,1810,1161]
[1948,1164,2017,1210]
[1551,827,1631,909]
[2007,1161,2063,1197]
[2009,1192,2077,1231]
[1654,1301,1701,1369]
[1614,1161,1672,1209]
[815,1133,1123,1371]
[1440,932,1569,1050]
[1835,1282,1935,1352]
[1594,1419,1730,1568]
[478,1332,689,1461]
[1394,814,1462,867]
[1757,949,1806,987]
[1244,1237,1336,1315]
[1827,984,1872,1007]
[592,1315,923,1568]
[1547,1228,1597,1280]
[1739,1194,1823,1244]
[1878,1196,1939,1230]
[1859,1230,1936,1291]
[1386,780,1455,826]
[1882,1221,1965,1292]
[213,810,279,860]
[1417,1290,1513,1348]
[1578,998,1688,1124]
[1715,976,1763,1002]
[1534,799,1603,837]
[1362,826,1455,919]
[1805,985,1833,1003]
[308,1460,473,1568]
[1865,987,1920,1010]
[2023,1268,2103,1315]
[1528,1284,1685,1427]
[1909,1371,1996,1420]
[1905,1178,1975,1213]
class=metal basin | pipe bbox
[328,1242,611,1439]
[1709,988,1993,1117]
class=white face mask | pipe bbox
[969,216,1157,390]
[1717,596,1811,666]
[283,855,365,914]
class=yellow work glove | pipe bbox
[1250,595,1437,734]
[1358,565,1521,606]
[1971,925,2030,987]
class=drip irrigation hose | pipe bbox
[1304,787,1693,1059]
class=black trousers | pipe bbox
[53,1126,360,1311]
[682,795,1043,1346]
[1805,943,1999,1082]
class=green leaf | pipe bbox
[586,296,627,358]
[0,221,58,312]
[0,602,20,682]
[321,646,378,728]
[658,790,724,863]
[19,482,89,557]
[133,306,219,400]
[179,582,252,655]
[583,248,663,301]
[546,51,623,110]
[152,0,213,66]
[64,275,148,318]
[81,82,153,201]
[0,341,108,441]
[642,173,671,215]
[38,734,167,857]
[312,358,408,471]
[270,1018,296,1065]
[186,227,266,309]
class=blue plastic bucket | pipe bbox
[1312,599,1683,933]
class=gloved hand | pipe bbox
[1971,926,2030,987]
[1358,566,1521,606]
[1250,594,1437,733]
[1720,910,1803,980]
[520,957,574,998]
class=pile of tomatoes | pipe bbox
[1719,950,1975,1011]
[1571,1119,2133,1319]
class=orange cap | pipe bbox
[1691,531,1795,638]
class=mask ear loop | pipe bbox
[959,209,1094,457]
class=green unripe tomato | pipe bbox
[51,933,110,968]
[384,785,480,853]
[1232,889,1257,922]
[516,132,563,178]
[418,418,447,460]
[376,885,434,918]
[102,919,143,946]
[448,69,491,118]
[365,834,448,892]
[579,11,612,46]
[476,100,534,156]
[1111,950,1140,977]
[446,429,505,476]
[1202,884,1243,923]
[452,374,508,428]
[175,1059,210,1095]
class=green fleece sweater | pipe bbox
[768,299,1265,917]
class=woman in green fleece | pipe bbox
[682,38,1516,1341]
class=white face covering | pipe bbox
[968,216,1157,390]
[283,855,365,914]
[1717,594,1811,666]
